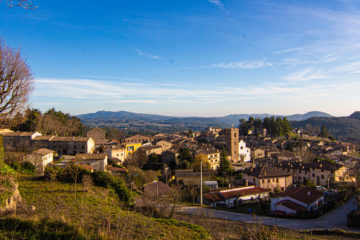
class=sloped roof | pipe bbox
[277,200,307,212]
[204,186,270,202]
[243,166,292,178]
[276,187,324,205]
[50,136,90,142]
[33,136,54,141]
[2,132,34,137]
[33,148,54,156]
[75,153,106,161]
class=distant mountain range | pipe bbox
[292,111,360,143]
[78,110,333,133]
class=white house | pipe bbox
[239,139,251,163]
[204,186,270,208]
[270,187,325,216]
[23,148,54,175]
[75,153,107,172]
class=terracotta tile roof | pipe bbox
[50,136,90,142]
[204,186,270,202]
[75,153,106,161]
[220,186,270,199]
[140,145,162,150]
[276,187,324,205]
[33,148,54,156]
[94,138,108,145]
[243,166,292,178]
[276,200,307,212]
[2,132,35,137]
[276,161,342,172]
[33,136,54,141]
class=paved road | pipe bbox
[178,198,360,232]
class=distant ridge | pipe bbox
[78,110,333,132]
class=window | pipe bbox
[268,179,270,183]
[276,178,279,183]
[312,173,315,177]
[321,175,324,179]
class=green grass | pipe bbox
[17,176,209,240]
[0,164,17,208]
[0,217,89,240]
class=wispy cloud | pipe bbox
[208,60,272,70]
[208,0,224,10]
[135,49,162,60]
[282,68,329,82]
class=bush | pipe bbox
[91,171,116,187]
[57,165,91,183]
[10,161,36,175]
[44,165,63,181]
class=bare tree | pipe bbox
[0,40,33,121]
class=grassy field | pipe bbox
[2,175,360,240]
[14,176,209,240]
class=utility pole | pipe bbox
[200,161,203,206]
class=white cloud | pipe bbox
[208,0,224,9]
[135,49,162,60]
[209,60,271,69]
[282,68,329,82]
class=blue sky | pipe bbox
[1,0,360,117]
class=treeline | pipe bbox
[9,108,87,136]
[239,116,291,137]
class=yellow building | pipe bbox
[196,149,220,171]
[125,142,142,157]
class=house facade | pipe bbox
[23,148,54,174]
[242,166,293,191]
[270,187,325,216]
[49,137,95,155]
[86,127,106,140]
[75,153,107,171]
[2,132,42,151]
[195,149,220,170]
[105,146,126,163]
[204,186,270,208]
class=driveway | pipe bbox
[178,198,360,232]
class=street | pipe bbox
[178,198,360,232]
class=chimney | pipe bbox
[308,191,311,196]
[245,179,249,186]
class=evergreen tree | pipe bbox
[217,148,231,177]
[320,124,329,138]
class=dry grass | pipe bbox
[15,176,209,240]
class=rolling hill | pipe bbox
[78,110,332,133]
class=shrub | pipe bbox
[58,165,91,183]
[10,161,36,175]
[91,171,116,187]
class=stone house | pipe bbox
[242,166,293,192]
[105,146,126,164]
[252,147,266,159]
[23,148,54,175]
[86,127,106,140]
[275,161,353,186]
[75,153,107,171]
[125,135,153,144]
[270,187,325,216]
[2,131,42,151]
[31,136,54,150]
[140,145,163,155]
[155,140,172,151]
[49,137,95,155]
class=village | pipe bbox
[1,120,359,224]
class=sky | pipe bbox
[1,0,360,117]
